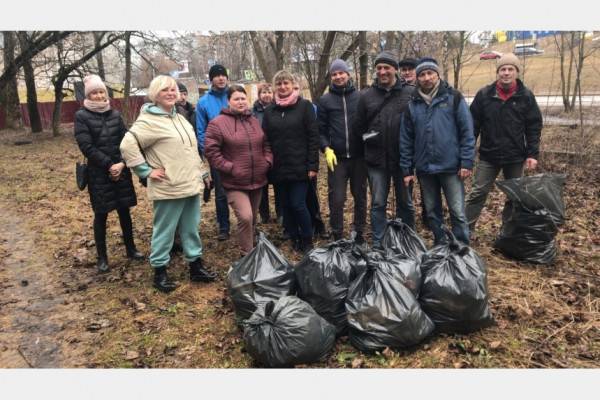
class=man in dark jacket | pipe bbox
[317,59,366,243]
[176,82,196,132]
[400,57,475,245]
[465,53,543,232]
[353,50,415,248]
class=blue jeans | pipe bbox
[211,166,230,234]
[419,173,469,245]
[280,180,313,240]
[367,167,415,246]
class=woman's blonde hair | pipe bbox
[272,70,296,87]
[147,75,179,103]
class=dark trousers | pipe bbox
[465,159,524,230]
[419,173,469,245]
[258,183,282,222]
[367,167,415,246]
[93,207,135,258]
[210,166,230,234]
[280,180,313,240]
[306,177,326,235]
[327,157,367,237]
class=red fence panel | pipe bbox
[0,96,147,130]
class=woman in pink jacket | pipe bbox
[205,85,273,256]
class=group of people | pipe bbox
[74,49,542,293]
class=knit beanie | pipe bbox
[329,58,350,75]
[496,52,520,72]
[177,82,188,93]
[416,57,440,76]
[374,50,398,69]
[83,74,107,97]
[209,64,228,81]
[398,57,418,69]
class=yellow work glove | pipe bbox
[324,147,338,172]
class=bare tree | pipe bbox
[358,31,368,89]
[51,32,124,136]
[121,31,133,124]
[1,31,22,129]
[0,31,72,92]
[16,32,42,133]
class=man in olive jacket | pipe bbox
[465,53,543,232]
[353,50,415,248]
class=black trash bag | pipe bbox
[494,174,566,265]
[227,232,296,325]
[295,240,366,336]
[242,296,336,367]
[381,219,427,260]
[419,228,494,334]
[346,250,434,353]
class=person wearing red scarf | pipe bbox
[465,53,543,237]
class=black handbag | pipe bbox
[76,157,88,190]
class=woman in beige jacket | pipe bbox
[120,75,215,293]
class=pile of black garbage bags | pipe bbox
[227,222,494,367]
[494,174,566,264]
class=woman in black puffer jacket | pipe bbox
[262,70,319,252]
[74,75,143,273]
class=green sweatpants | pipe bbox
[149,194,202,268]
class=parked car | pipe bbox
[479,50,502,60]
[514,47,544,56]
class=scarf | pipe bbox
[275,89,299,107]
[83,99,110,113]
[417,80,441,105]
[496,80,517,101]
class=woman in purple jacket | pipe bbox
[205,85,273,256]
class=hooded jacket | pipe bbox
[470,79,542,164]
[400,81,475,176]
[353,77,413,171]
[195,86,228,154]
[262,97,319,183]
[317,80,361,158]
[120,104,209,201]
[205,108,273,191]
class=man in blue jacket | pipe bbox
[196,64,230,240]
[317,59,366,243]
[400,58,475,245]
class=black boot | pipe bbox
[118,207,144,260]
[96,253,109,273]
[125,244,144,260]
[300,236,314,253]
[189,258,217,283]
[94,212,109,273]
[153,266,178,293]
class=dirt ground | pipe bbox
[0,123,598,368]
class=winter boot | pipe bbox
[96,254,109,273]
[153,266,178,293]
[189,258,217,283]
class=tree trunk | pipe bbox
[122,32,132,124]
[383,31,396,51]
[359,31,368,89]
[1,31,22,129]
[17,32,43,133]
[311,31,337,101]
[249,31,273,82]
[93,32,106,80]
[452,31,466,89]
[52,78,65,136]
[570,31,585,111]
